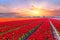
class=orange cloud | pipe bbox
[11,6,54,16]
[0,4,60,17]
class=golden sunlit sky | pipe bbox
[0,0,60,17]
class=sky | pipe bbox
[0,0,60,17]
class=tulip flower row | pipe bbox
[0,18,44,40]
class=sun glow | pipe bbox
[29,6,43,16]
[13,6,48,16]
[14,8,44,16]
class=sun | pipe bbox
[30,10,40,16]
[32,10,39,14]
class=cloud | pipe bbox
[0,0,60,17]
[0,5,12,13]
[32,0,60,10]
[0,6,6,13]
[0,5,18,13]
[44,0,60,9]
[0,0,60,13]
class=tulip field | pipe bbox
[0,18,60,40]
